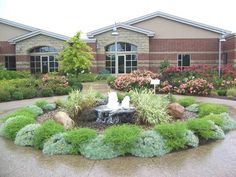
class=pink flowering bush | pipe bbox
[175,78,214,96]
[111,70,158,91]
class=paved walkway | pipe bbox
[0,82,236,177]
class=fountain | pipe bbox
[94,92,135,124]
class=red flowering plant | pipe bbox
[175,78,214,96]
[111,70,159,91]
[41,74,69,90]
[156,81,173,93]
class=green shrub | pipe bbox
[12,91,23,100]
[64,128,97,153]
[21,87,37,99]
[26,105,43,116]
[35,100,48,109]
[33,120,64,150]
[219,113,236,131]
[160,59,170,72]
[106,75,116,85]
[185,104,199,113]
[43,103,56,111]
[0,70,30,80]
[40,87,54,97]
[80,135,122,160]
[198,103,228,117]
[210,89,218,96]
[178,97,196,107]
[62,90,98,120]
[1,107,37,122]
[201,114,224,127]
[0,116,19,136]
[0,89,11,102]
[43,133,74,155]
[185,130,199,148]
[4,116,35,140]
[14,124,41,146]
[103,124,141,155]
[131,90,171,125]
[68,78,83,90]
[217,89,227,96]
[226,88,236,98]
[54,87,71,95]
[77,73,96,82]
[154,123,188,151]
[130,130,170,157]
[187,119,225,140]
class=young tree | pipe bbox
[58,32,94,75]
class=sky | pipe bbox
[0,0,236,38]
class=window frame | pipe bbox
[5,56,16,70]
[177,54,191,68]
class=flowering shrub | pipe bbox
[41,74,69,89]
[110,70,158,91]
[175,78,213,96]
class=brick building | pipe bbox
[1,11,236,74]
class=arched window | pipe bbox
[30,46,57,53]
[105,42,137,74]
[105,42,137,52]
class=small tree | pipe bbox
[58,32,94,75]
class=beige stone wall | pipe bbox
[133,17,220,39]
[94,28,149,54]
[15,34,65,55]
[0,23,30,41]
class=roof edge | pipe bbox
[0,18,38,31]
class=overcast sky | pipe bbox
[0,0,236,38]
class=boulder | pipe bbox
[53,111,75,129]
[167,103,185,119]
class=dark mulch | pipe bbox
[37,109,59,123]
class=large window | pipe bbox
[30,56,58,73]
[178,54,190,67]
[105,43,137,74]
[5,56,16,70]
[30,46,57,53]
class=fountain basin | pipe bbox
[94,105,135,124]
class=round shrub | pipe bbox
[154,123,188,151]
[43,103,56,111]
[26,105,43,116]
[198,103,228,117]
[187,119,225,140]
[43,133,74,155]
[40,87,54,97]
[0,117,19,136]
[33,120,64,150]
[21,87,37,99]
[3,108,38,121]
[4,116,35,140]
[35,100,48,109]
[103,124,141,155]
[178,97,196,107]
[68,78,83,90]
[185,130,199,148]
[201,114,224,127]
[14,124,41,146]
[80,135,122,160]
[130,130,170,158]
[226,88,236,98]
[219,113,236,131]
[12,91,23,100]
[54,87,71,95]
[185,104,199,113]
[64,128,97,154]
[0,89,11,102]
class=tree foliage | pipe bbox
[58,32,94,74]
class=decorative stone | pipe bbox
[94,105,135,124]
[167,103,185,119]
[53,111,75,129]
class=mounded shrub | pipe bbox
[43,133,74,155]
[80,135,122,160]
[201,114,224,127]
[154,123,189,151]
[178,97,196,107]
[21,87,37,99]
[68,78,83,90]
[26,105,43,116]
[54,87,71,95]
[185,104,199,113]
[219,113,236,131]
[12,91,23,100]
[185,130,199,148]
[0,89,11,102]
[103,124,141,155]
[64,128,97,154]
[0,70,30,80]
[130,130,170,157]
[4,116,35,140]
[0,116,19,136]
[14,124,41,146]
[217,89,227,96]
[35,100,48,109]
[187,119,225,140]
[198,103,228,117]
[77,73,97,82]
[43,103,56,111]
[33,120,64,150]
[226,87,236,98]
[40,87,54,97]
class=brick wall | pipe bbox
[0,41,15,54]
[16,55,30,71]
[223,36,236,64]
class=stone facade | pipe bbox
[15,35,65,55]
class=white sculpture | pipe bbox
[107,92,120,109]
[121,96,130,109]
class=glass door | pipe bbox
[41,56,49,73]
[118,55,125,74]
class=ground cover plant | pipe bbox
[198,103,228,117]
[178,97,196,107]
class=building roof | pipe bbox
[87,23,155,38]
[0,18,38,31]
[87,11,231,38]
